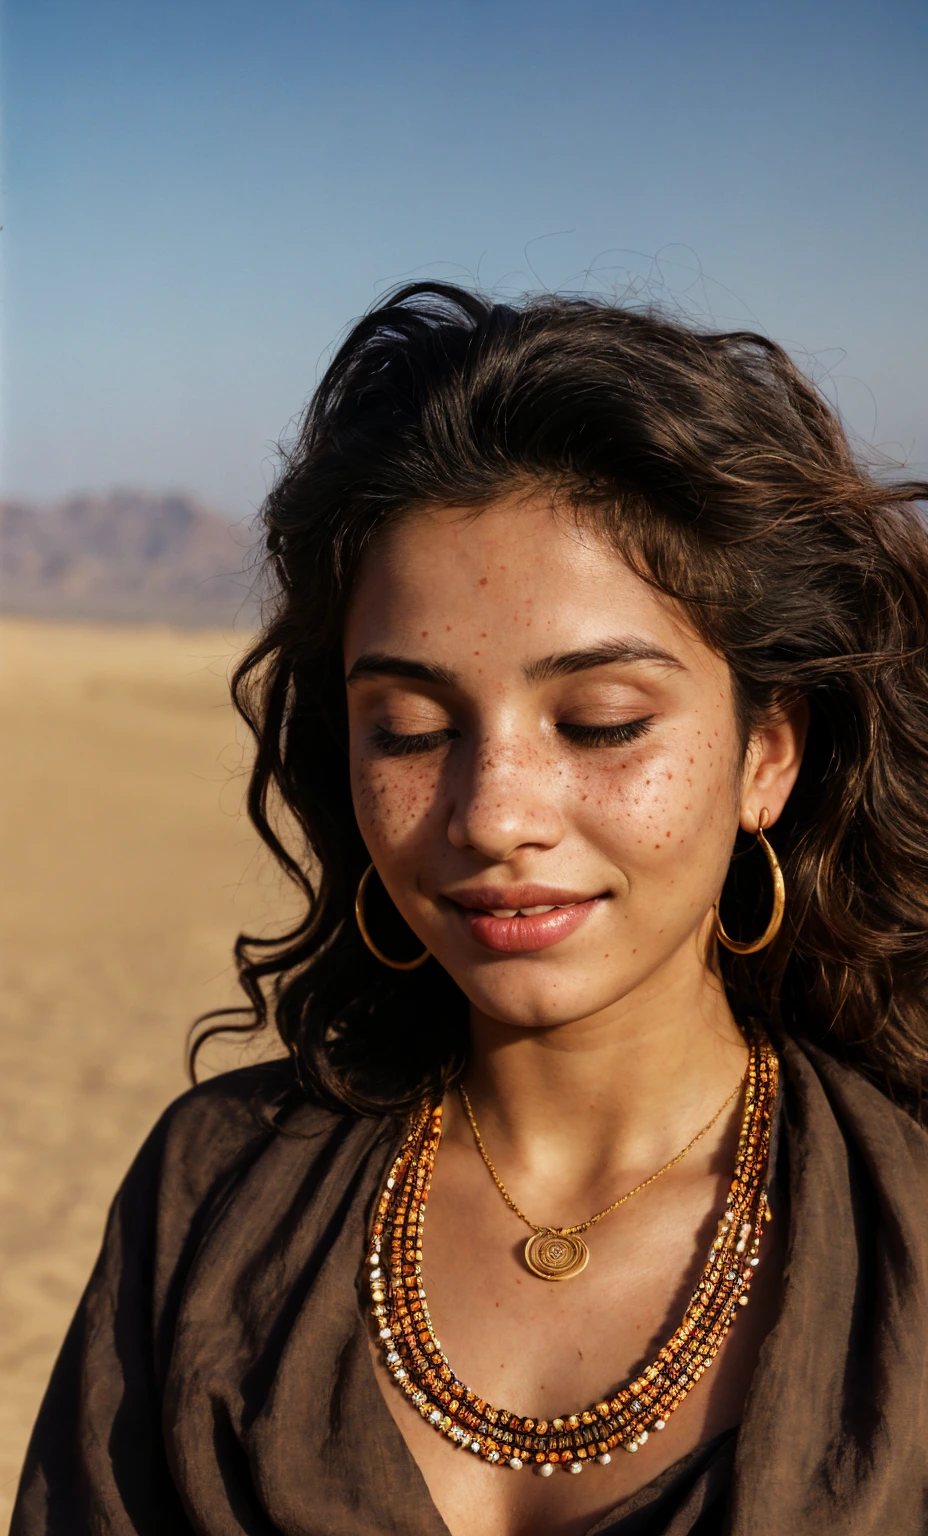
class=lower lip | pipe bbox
[458,899,603,954]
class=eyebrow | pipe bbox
[346,653,458,688]
[524,639,685,682]
[346,638,683,688]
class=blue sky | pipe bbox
[4,0,926,517]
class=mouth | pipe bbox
[442,885,608,954]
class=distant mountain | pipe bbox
[0,491,261,626]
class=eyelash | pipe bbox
[371,717,654,757]
[557,717,654,748]
[371,726,461,757]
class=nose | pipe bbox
[446,736,564,861]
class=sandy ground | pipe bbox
[0,618,297,1519]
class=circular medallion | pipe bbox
[524,1230,590,1280]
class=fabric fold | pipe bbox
[12,1043,928,1535]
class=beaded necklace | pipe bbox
[366,1034,778,1477]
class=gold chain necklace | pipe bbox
[459,1072,745,1280]
[366,1033,778,1478]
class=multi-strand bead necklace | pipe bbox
[366,1032,778,1477]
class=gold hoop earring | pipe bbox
[354,863,430,971]
[715,809,785,955]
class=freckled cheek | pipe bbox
[572,749,730,863]
[351,757,444,852]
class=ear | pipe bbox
[741,697,809,832]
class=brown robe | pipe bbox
[11,1039,928,1535]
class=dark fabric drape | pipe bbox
[12,1039,928,1535]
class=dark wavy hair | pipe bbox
[191,281,928,1122]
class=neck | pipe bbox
[449,937,748,1217]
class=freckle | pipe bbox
[474,650,480,656]
[666,772,673,779]
[446,624,452,631]
[665,831,671,838]
[480,632,487,638]
[654,843,661,849]
[689,757,695,765]
[478,576,488,587]
[632,948,637,954]
[421,631,429,638]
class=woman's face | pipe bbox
[344,491,795,1030]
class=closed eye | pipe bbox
[371,725,460,757]
[557,717,654,747]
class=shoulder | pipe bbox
[114,1058,364,1259]
[154,1057,315,1174]
[781,1035,928,1204]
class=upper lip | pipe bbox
[441,884,605,912]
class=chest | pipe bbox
[370,1145,784,1536]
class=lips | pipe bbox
[443,885,606,954]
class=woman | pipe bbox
[13,284,928,1536]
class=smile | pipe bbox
[443,887,607,954]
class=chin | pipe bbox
[453,966,630,1032]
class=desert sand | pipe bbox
[0,618,296,1518]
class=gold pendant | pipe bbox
[524,1230,590,1280]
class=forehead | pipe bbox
[344,492,711,672]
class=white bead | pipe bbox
[386,1177,395,1189]
[488,1451,500,1463]
[429,1409,442,1424]
[394,1368,407,1380]
[509,1457,523,1470]
[638,1431,649,1445]
[369,1267,382,1282]
[470,1440,482,1453]
[597,1453,612,1465]
[625,1441,639,1454]
[568,1461,584,1474]
[537,1462,554,1476]
[654,1419,666,1431]
[386,1351,400,1364]
[379,1329,392,1340]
